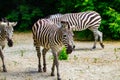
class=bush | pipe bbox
[6,5,43,31]
[73,30,93,41]
[58,47,68,60]
[102,7,120,39]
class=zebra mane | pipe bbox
[46,13,63,19]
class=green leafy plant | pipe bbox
[59,47,68,60]
[105,7,120,39]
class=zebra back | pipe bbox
[47,11,101,31]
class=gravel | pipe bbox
[0,32,120,80]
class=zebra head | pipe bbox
[0,20,17,47]
[60,21,74,54]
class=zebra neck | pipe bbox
[0,30,6,41]
[54,29,62,42]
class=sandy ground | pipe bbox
[0,32,120,80]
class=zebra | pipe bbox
[32,19,74,80]
[0,18,17,72]
[47,11,104,49]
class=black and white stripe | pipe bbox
[48,11,104,49]
[32,19,74,80]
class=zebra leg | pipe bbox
[92,30,99,49]
[51,56,55,76]
[0,49,7,72]
[97,30,104,48]
[51,51,61,80]
[42,48,49,72]
[36,46,42,72]
[89,28,98,49]
[90,27,104,49]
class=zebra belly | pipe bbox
[36,39,50,49]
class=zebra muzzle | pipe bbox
[7,39,13,47]
[66,45,73,54]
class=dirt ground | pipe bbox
[0,32,120,80]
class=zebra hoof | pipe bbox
[51,73,55,76]
[43,67,46,72]
[92,46,96,49]
[38,69,42,72]
[3,69,7,72]
[100,43,104,49]
[58,78,61,80]
[3,65,7,72]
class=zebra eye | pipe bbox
[63,35,67,37]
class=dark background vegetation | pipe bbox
[0,0,120,40]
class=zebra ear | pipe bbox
[61,21,70,29]
[1,17,8,22]
[4,17,8,22]
[9,22,17,27]
[1,18,4,22]
[13,22,17,26]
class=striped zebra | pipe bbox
[0,18,17,72]
[47,11,104,49]
[32,19,74,80]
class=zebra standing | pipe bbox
[32,19,74,80]
[47,11,104,49]
[0,19,17,72]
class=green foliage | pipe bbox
[59,47,68,60]
[74,30,93,41]
[81,0,95,11]
[7,11,19,21]
[6,5,43,31]
[102,7,120,39]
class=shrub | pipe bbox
[104,7,120,39]
[6,5,43,31]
